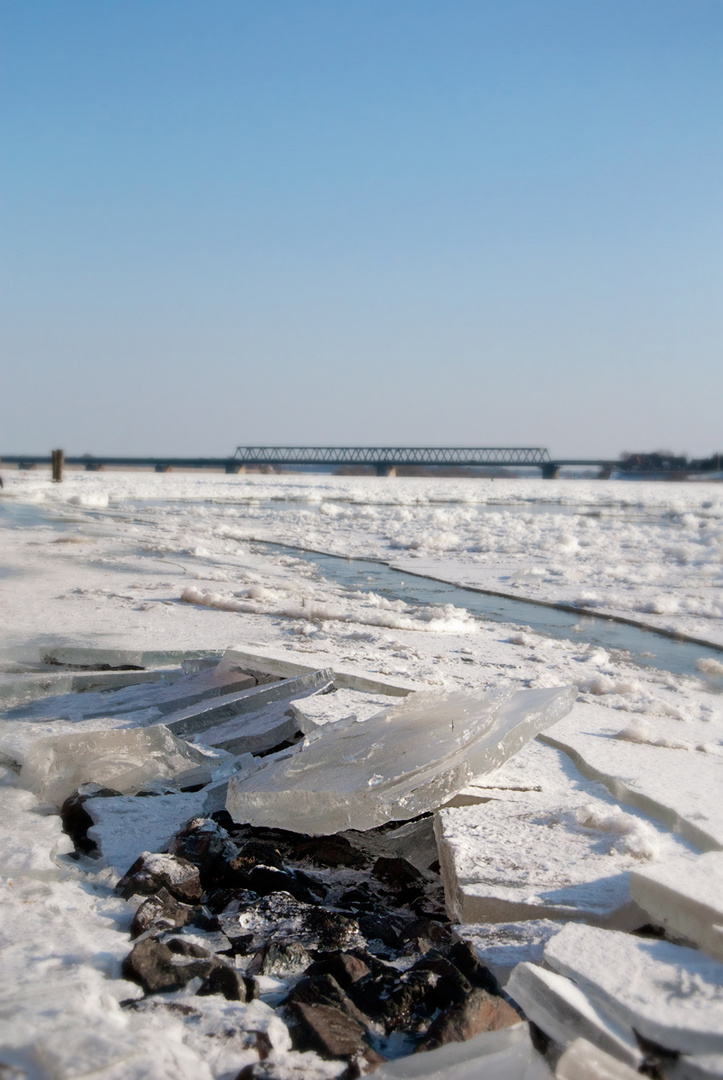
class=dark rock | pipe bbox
[169,817,240,890]
[416,988,521,1051]
[298,906,361,952]
[372,856,426,893]
[197,964,254,1001]
[165,936,211,958]
[447,939,501,995]
[230,840,284,872]
[229,864,319,904]
[400,917,456,954]
[373,968,442,1034]
[116,852,203,904]
[121,936,218,993]
[284,974,371,1030]
[249,941,312,977]
[60,784,122,853]
[305,952,371,990]
[345,971,398,1023]
[288,1002,384,1071]
[357,910,406,951]
[291,835,369,869]
[210,809,236,831]
[205,888,258,916]
[130,887,194,939]
[338,886,374,910]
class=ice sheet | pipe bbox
[555,1038,642,1080]
[544,923,723,1055]
[162,668,334,737]
[630,851,723,961]
[506,963,641,1066]
[540,702,723,851]
[373,1023,539,1079]
[435,738,690,927]
[226,685,574,834]
[289,686,394,733]
[454,921,561,986]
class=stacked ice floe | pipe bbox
[0,645,721,1078]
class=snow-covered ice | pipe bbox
[506,963,642,1067]
[540,702,723,851]
[544,922,723,1054]
[630,851,723,962]
[435,737,692,927]
[1,470,722,1078]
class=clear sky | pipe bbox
[1,1,721,459]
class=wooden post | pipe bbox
[51,449,64,482]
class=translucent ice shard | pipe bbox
[556,1039,642,1080]
[226,685,575,835]
[163,668,334,740]
[20,725,220,806]
[373,1023,536,1079]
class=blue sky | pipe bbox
[1,0,721,458]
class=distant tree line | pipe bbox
[618,451,722,474]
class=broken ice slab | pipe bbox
[506,963,642,1068]
[0,667,183,709]
[221,644,416,696]
[454,922,566,987]
[669,1053,723,1080]
[555,1039,641,1080]
[373,1023,543,1079]
[86,791,208,875]
[544,922,723,1056]
[630,852,723,963]
[185,699,304,757]
[6,653,257,723]
[162,668,335,740]
[19,725,221,807]
[540,702,723,851]
[289,686,394,734]
[226,685,575,835]
[434,737,690,928]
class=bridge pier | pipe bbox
[541,463,560,480]
[155,464,172,473]
[85,461,103,471]
[225,462,244,474]
[375,465,396,477]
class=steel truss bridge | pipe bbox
[1,448,616,478]
[233,445,554,474]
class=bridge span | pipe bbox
[1,448,616,478]
[232,445,559,476]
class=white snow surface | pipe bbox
[544,922,723,1055]
[1,471,723,1077]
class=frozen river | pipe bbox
[1,470,722,1079]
